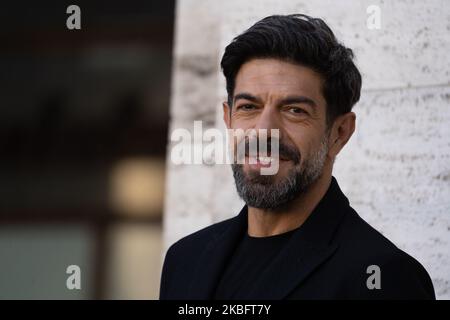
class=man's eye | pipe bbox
[238,104,256,111]
[287,106,306,114]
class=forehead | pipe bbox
[234,58,325,104]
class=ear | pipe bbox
[223,101,232,129]
[328,112,356,158]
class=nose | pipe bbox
[250,106,282,157]
[253,105,281,139]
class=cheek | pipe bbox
[302,137,327,166]
[285,128,319,162]
[231,114,257,130]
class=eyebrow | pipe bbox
[279,96,317,108]
[233,92,317,109]
[233,92,262,104]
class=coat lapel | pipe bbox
[245,238,339,299]
[246,177,349,299]
[187,206,248,299]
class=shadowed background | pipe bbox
[0,1,174,299]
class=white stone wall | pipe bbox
[163,0,450,299]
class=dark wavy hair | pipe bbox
[221,14,362,127]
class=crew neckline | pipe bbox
[245,226,300,241]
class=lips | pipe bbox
[248,156,273,165]
[244,153,290,162]
[245,156,273,168]
[244,154,290,167]
[239,138,299,164]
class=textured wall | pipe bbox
[163,0,450,299]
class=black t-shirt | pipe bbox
[213,228,297,300]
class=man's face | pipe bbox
[224,58,330,210]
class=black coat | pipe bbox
[160,177,435,299]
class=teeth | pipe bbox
[246,156,276,165]
[258,156,272,165]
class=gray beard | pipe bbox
[231,137,328,211]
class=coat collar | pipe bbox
[187,177,349,299]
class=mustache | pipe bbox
[238,137,301,164]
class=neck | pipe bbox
[247,172,332,237]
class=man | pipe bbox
[160,14,435,299]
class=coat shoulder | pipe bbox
[159,215,237,299]
[166,215,236,258]
[334,208,435,299]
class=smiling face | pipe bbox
[224,58,333,210]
